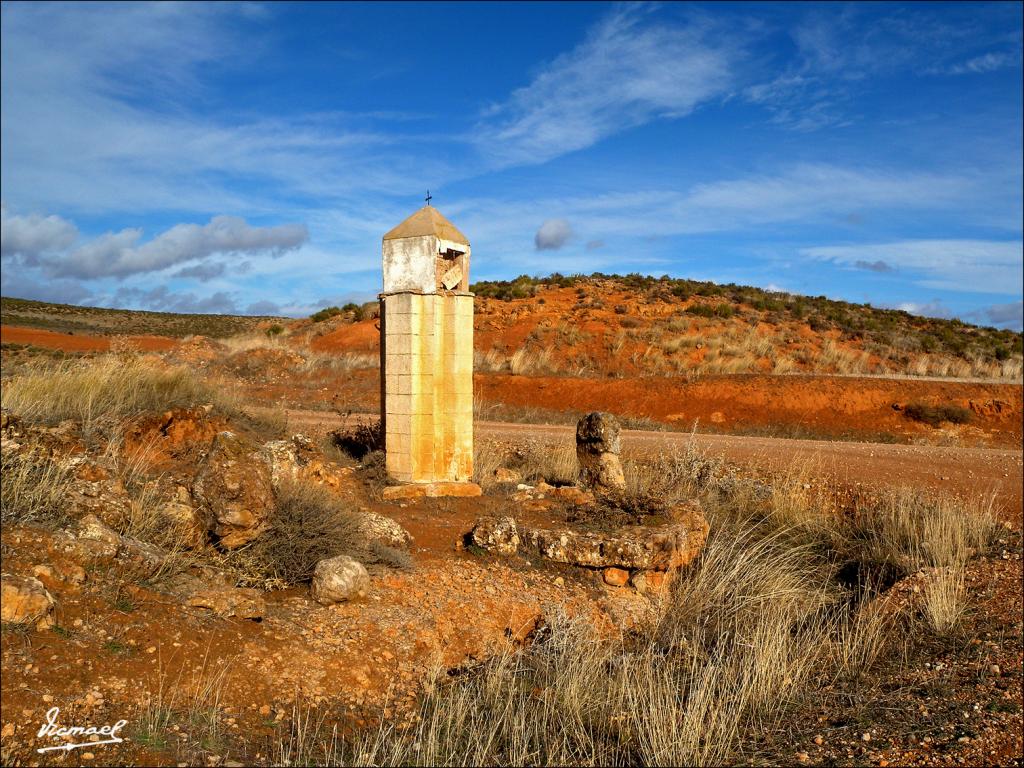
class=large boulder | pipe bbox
[310,555,370,605]
[1,574,55,630]
[193,432,274,549]
[576,412,626,492]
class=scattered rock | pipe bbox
[494,467,522,484]
[576,412,625,492]
[469,505,709,574]
[630,569,673,596]
[74,514,124,559]
[310,555,370,605]
[603,567,630,587]
[0,574,55,630]
[357,510,413,549]
[193,431,274,549]
[469,516,520,556]
[187,587,266,620]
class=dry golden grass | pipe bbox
[1,355,233,435]
[850,486,997,571]
[301,350,379,372]
[921,565,968,636]
[0,447,76,527]
[509,345,555,376]
[1,352,287,439]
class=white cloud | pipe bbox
[535,219,573,250]
[802,239,1023,295]
[0,202,78,260]
[1,207,308,279]
[475,6,737,166]
[894,299,954,319]
[61,216,307,279]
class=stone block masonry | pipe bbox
[379,205,475,486]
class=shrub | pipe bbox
[265,324,285,337]
[228,479,360,587]
[330,419,384,460]
[904,403,972,427]
[310,306,343,323]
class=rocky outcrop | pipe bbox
[310,555,370,605]
[156,501,209,549]
[469,516,520,555]
[193,431,275,549]
[576,412,626,493]
[1,411,84,460]
[1,574,55,630]
[468,502,708,586]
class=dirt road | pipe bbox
[480,421,1023,522]
[283,409,1023,524]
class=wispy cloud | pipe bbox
[893,298,954,319]
[746,6,1022,131]
[944,51,1021,75]
[475,5,737,166]
[112,285,239,314]
[0,3,433,217]
[802,239,1023,295]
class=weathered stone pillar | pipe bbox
[576,411,626,492]
[379,206,478,496]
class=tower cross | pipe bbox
[425,190,432,206]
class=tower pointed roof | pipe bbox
[382,206,469,246]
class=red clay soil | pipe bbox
[1,324,178,352]
[476,373,1024,448]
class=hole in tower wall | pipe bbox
[437,248,466,292]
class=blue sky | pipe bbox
[1,1,1021,329]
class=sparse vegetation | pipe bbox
[1,355,225,436]
[904,402,973,427]
[0,448,76,527]
[226,478,361,588]
[0,295,281,338]
[310,306,344,323]
[470,274,1022,380]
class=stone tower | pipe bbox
[380,206,475,490]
